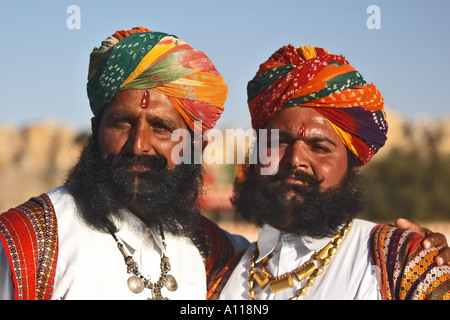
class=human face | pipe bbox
[93,89,187,170]
[257,107,349,190]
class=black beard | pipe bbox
[231,164,364,239]
[66,135,203,236]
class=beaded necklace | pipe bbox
[248,221,352,300]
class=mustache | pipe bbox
[272,168,323,187]
[105,153,168,171]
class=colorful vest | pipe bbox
[207,223,450,300]
[0,194,58,300]
[0,193,236,300]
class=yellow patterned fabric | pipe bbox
[370,224,450,300]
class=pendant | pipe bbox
[127,275,145,294]
[269,273,294,293]
[253,270,270,289]
[294,262,317,282]
[165,274,178,292]
[149,287,168,300]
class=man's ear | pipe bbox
[91,117,98,134]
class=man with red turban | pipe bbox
[0,27,247,300]
[248,44,386,165]
[208,45,450,300]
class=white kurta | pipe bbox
[220,219,381,300]
[0,185,236,300]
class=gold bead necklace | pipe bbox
[248,221,352,300]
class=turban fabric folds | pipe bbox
[247,45,387,165]
[87,27,228,132]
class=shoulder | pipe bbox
[370,223,450,300]
[46,185,84,228]
[0,191,56,230]
[46,185,77,217]
[349,219,378,240]
[337,219,377,255]
[192,216,250,254]
[189,216,250,282]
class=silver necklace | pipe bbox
[110,230,178,300]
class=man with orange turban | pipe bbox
[208,45,450,300]
[87,27,227,133]
[0,27,247,300]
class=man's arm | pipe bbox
[371,224,450,300]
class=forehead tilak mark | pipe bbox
[298,122,306,136]
[140,90,150,109]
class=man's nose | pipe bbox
[283,140,311,171]
[125,124,155,155]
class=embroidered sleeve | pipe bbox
[0,194,58,300]
[370,224,450,300]
[189,216,237,285]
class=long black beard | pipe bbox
[231,164,365,239]
[66,135,203,236]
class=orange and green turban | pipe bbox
[87,27,228,132]
[248,45,388,165]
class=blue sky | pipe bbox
[1,0,449,131]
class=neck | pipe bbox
[125,201,149,225]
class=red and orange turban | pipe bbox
[247,45,388,165]
[87,27,228,132]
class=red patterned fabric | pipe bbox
[0,194,58,300]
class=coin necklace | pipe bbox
[109,230,178,300]
[248,221,352,300]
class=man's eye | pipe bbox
[277,140,289,148]
[156,124,169,131]
[266,138,284,149]
[153,123,173,134]
[112,119,132,129]
[312,144,330,153]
